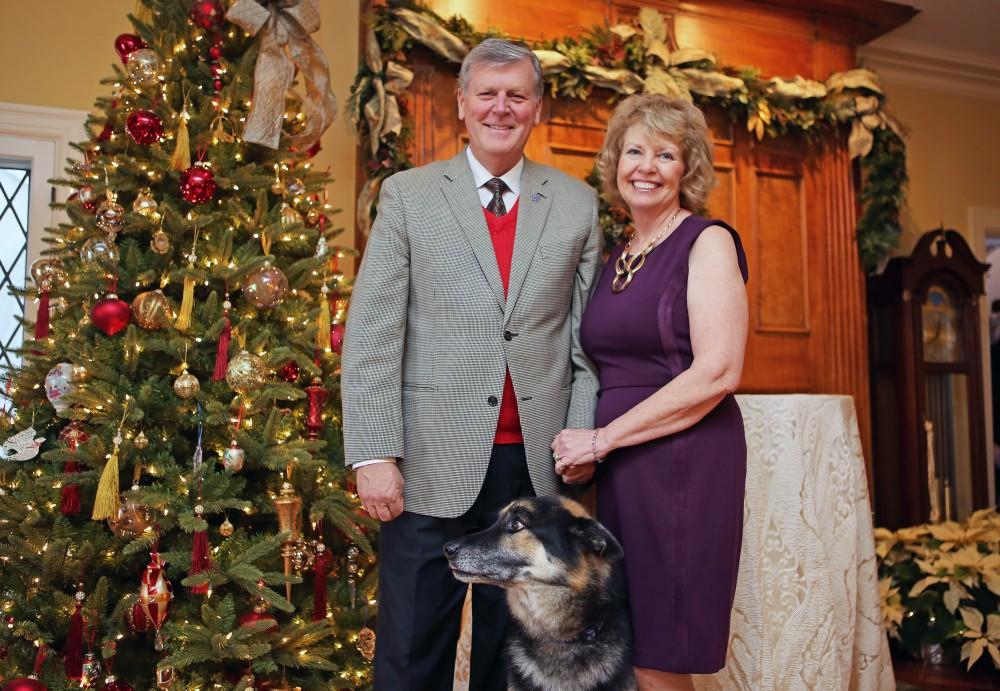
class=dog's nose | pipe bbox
[443,541,461,558]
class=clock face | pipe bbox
[922,284,962,363]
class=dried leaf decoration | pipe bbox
[638,8,671,64]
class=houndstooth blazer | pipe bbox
[342,150,603,518]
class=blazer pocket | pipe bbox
[402,383,437,392]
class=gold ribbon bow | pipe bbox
[226,0,337,150]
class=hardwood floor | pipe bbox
[894,658,1000,690]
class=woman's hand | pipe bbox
[552,427,602,476]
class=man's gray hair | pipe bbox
[458,38,544,99]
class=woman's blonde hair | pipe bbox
[596,94,716,211]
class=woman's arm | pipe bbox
[553,225,748,470]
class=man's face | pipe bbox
[457,58,542,175]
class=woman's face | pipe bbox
[616,122,685,215]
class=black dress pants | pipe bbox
[374,444,535,691]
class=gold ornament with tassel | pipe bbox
[170,104,192,172]
[175,229,199,331]
[92,408,130,521]
[316,283,332,351]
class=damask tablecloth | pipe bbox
[694,394,893,691]
[455,394,894,690]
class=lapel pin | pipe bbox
[531,193,542,202]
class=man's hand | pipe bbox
[356,463,404,522]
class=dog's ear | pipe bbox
[568,517,624,560]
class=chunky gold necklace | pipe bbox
[611,208,684,293]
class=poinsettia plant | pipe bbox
[875,508,1000,670]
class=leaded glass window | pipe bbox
[0,162,29,372]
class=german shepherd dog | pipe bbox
[444,496,637,691]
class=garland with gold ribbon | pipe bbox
[350,1,907,272]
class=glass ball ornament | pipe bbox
[80,235,120,270]
[150,229,171,255]
[77,184,98,212]
[71,363,89,382]
[126,110,164,145]
[222,441,245,472]
[108,491,152,540]
[114,33,147,64]
[226,350,267,395]
[279,202,302,227]
[270,178,285,195]
[96,198,126,236]
[45,363,75,415]
[126,48,160,86]
[30,258,66,291]
[91,294,131,336]
[173,370,200,400]
[132,190,158,217]
[242,264,288,309]
[189,0,225,29]
[131,290,172,329]
[179,164,217,205]
[219,518,234,537]
[133,431,149,450]
[285,177,305,196]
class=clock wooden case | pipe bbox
[868,229,989,528]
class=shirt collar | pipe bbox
[466,147,523,197]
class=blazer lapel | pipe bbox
[441,152,506,312]
[505,160,552,322]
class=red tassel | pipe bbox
[188,528,212,595]
[60,460,81,515]
[211,314,232,381]
[35,290,50,339]
[33,642,47,675]
[312,544,331,621]
[63,597,84,679]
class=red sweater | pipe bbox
[485,201,523,444]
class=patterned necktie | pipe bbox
[484,177,508,217]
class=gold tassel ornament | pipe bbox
[175,229,199,331]
[316,284,332,351]
[170,108,192,172]
[92,410,129,520]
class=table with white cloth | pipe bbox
[453,394,894,691]
[695,394,894,691]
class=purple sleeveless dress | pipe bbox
[581,215,748,673]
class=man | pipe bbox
[342,38,602,690]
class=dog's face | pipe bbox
[444,496,623,591]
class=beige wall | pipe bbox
[882,81,1000,255]
[0,0,359,253]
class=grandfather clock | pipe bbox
[868,229,989,528]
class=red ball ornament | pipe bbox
[2,678,46,691]
[330,323,345,355]
[114,34,147,64]
[179,165,217,205]
[209,45,222,60]
[279,361,300,383]
[238,610,278,633]
[213,79,223,92]
[125,110,163,145]
[91,295,131,336]
[98,678,135,691]
[189,0,225,29]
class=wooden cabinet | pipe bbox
[868,230,989,528]
[358,0,916,465]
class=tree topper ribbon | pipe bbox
[226,0,337,150]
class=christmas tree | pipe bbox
[0,1,375,689]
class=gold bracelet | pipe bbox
[592,428,604,464]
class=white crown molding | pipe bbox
[859,38,1000,102]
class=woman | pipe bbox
[552,94,749,691]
